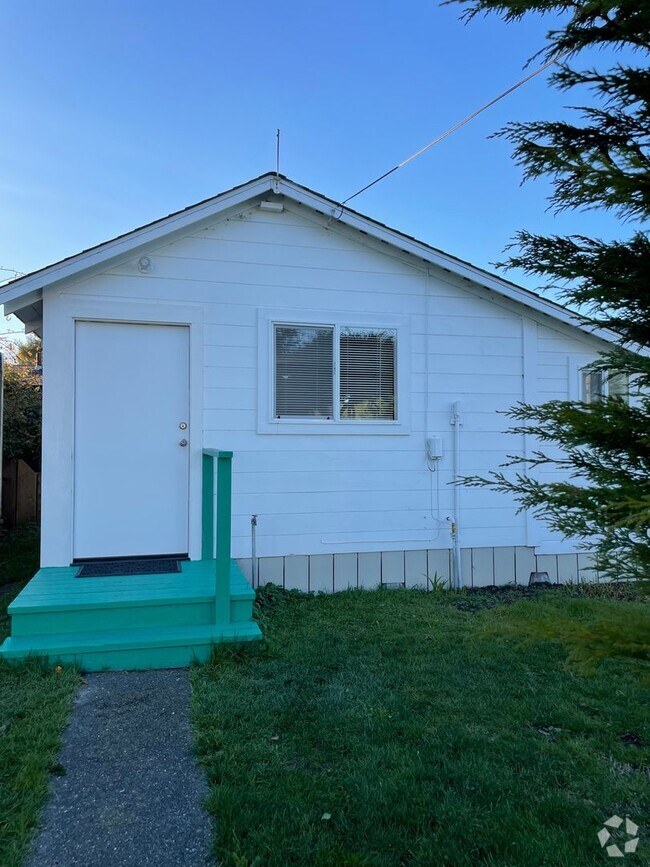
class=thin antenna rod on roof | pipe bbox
[274,129,281,193]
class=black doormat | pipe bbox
[76,558,182,578]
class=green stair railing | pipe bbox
[202,449,232,624]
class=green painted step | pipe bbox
[7,560,255,636]
[10,590,253,635]
[0,558,262,670]
[0,620,263,671]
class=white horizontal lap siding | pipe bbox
[55,204,535,563]
[424,286,527,554]
[530,323,606,551]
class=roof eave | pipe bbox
[0,173,277,310]
[0,172,622,348]
[278,178,619,346]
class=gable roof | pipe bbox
[0,172,613,344]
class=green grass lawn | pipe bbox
[0,527,79,867]
[191,585,649,867]
[0,524,40,590]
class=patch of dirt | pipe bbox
[618,732,646,748]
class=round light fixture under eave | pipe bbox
[138,256,152,274]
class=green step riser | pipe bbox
[1,633,260,671]
[230,599,254,622]
[11,598,254,636]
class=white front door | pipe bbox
[73,321,190,559]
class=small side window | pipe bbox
[582,369,604,403]
[581,368,629,403]
[608,372,629,401]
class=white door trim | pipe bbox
[41,294,204,567]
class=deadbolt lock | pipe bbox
[179,422,188,430]
[178,439,188,447]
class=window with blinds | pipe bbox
[608,372,630,401]
[274,325,334,418]
[340,327,396,419]
[582,367,630,404]
[582,368,605,403]
[273,323,397,421]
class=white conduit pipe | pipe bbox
[251,514,258,589]
[451,401,463,590]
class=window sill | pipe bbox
[257,418,410,436]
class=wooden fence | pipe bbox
[2,459,41,528]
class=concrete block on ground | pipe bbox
[535,554,558,584]
[515,546,536,585]
[358,552,381,589]
[426,549,451,589]
[334,553,358,591]
[284,555,309,591]
[470,547,495,587]
[493,547,516,585]
[578,552,599,583]
[557,553,579,585]
[258,556,283,587]
[405,550,427,588]
[381,551,405,585]
[309,554,334,593]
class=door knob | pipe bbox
[179,439,188,447]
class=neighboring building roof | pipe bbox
[0,172,613,344]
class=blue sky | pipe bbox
[0,1,628,336]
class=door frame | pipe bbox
[41,294,204,567]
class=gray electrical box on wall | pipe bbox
[426,436,443,460]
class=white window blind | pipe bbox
[274,325,334,418]
[339,327,396,420]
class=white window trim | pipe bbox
[569,354,628,403]
[257,307,411,435]
[568,355,599,401]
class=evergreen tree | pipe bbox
[452,0,650,581]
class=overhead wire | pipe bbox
[332,48,570,557]
[339,50,569,209]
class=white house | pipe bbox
[0,173,613,669]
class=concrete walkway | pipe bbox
[28,670,213,866]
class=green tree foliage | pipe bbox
[2,336,42,469]
[451,0,650,583]
[482,592,650,682]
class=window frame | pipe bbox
[569,355,629,404]
[581,366,606,404]
[258,308,410,435]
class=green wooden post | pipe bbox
[202,449,233,624]
[215,451,233,624]
[202,452,215,561]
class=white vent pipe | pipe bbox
[450,401,463,590]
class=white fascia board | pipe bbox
[0,175,276,308]
[3,289,44,317]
